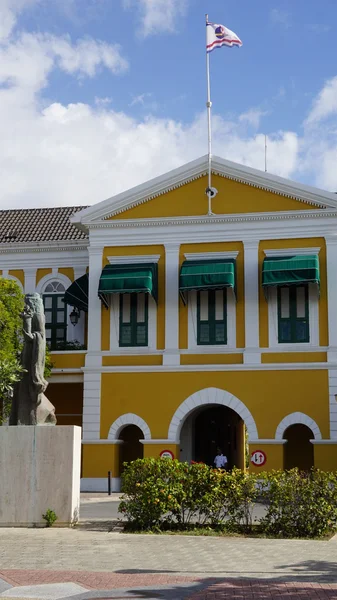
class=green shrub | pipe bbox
[259,468,337,538]
[119,459,337,538]
[42,508,58,527]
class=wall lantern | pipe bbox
[69,307,80,326]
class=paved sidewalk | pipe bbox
[1,528,337,598]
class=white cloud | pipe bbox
[239,109,267,129]
[305,76,337,125]
[270,8,291,28]
[0,0,41,41]
[123,0,188,37]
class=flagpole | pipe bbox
[205,14,214,216]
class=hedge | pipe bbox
[119,458,337,538]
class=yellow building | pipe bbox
[2,155,337,490]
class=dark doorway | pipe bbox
[283,424,314,470]
[119,425,144,473]
[194,405,244,469]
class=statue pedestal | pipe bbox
[0,426,81,527]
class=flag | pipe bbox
[206,22,242,53]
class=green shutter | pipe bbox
[119,293,148,347]
[277,286,309,343]
[180,259,236,304]
[262,255,320,288]
[197,290,227,345]
[43,294,67,350]
[99,263,158,308]
[64,273,88,312]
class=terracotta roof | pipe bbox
[0,206,88,244]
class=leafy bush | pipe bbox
[119,459,337,538]
[259,469,337,538]
[42,508,58,527]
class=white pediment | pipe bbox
[71,155,337,227]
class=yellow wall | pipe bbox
[101,246,165,351]
[50,353,86,369]
[249,444,284,471]
[262,353,327,364]
[109,175,317,220]
[100,369,330,441]
[102,356,162,366]
[143,444,180,460]
[259,238,328,349]
[314,445,337,470]
[181,354,243,365]
[58,268,74,282]
[36,268,52,284]
[9,270,24,286]
[82,444,119,478]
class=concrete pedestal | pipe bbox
[0,426,81,527]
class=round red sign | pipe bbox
[250,450,266,467]
[160,449,174,460]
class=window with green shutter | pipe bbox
[277,285,309,343]
[43,292,67,349]
[197,289,227,345]
[119,293,148,347]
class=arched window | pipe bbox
[42,280,67,349]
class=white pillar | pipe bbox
[243,240,261,364]
[24,268,37,294]
[325,235,337,439]
[163,244,180,366]
[83,247,102,442]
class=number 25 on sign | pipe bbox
[251,450,266,467]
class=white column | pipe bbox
[326,236,337,361]
[243,240,261,364]
[325,236,337,439]
[24,267,37,294]
[163,244,180,366]
[83,247,102,442]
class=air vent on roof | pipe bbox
[4,231,18,240]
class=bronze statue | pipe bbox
[9,293,57,426]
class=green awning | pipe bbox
[262,255,320,288]
[179,259,236,304]
[98,263,158,308]
[64,273,88,312]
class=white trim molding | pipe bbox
[108,413,151,441]
[140,439,177,445]
[184,251,239,261]
[249,439,287,445]
[187,289,236,350]
[107,254,160,264]
[243,240,260,364]
[168,387,258,442]
[267,283,319,348]
[110,293,157,351]
[264,247,321,257]
[275,412,322,440]
[36,271,72,294]
[163,244,180,366]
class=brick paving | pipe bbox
[1,528,337,599]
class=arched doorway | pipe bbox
[180,405,245,469]
[283,424,314,470]
[119,425,144,473]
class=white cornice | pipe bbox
[0,240,88,254]
[107,254,160,264]
[0,250,88,270]
[264,247,321,257]
[86,209,337,231]
[71,155,337,226]
[83,362,334,373]
[184,251,239,261]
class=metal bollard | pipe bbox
[108,470,111,496]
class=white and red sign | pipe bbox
[160,450,174,460]
[250,450,266,467]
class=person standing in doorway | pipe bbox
[214,449,228,470]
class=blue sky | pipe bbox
[1,0,337,209]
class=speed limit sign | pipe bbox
[251,450,266,467]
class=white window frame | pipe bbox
[187,288,236,350]
[108,255,159,353]
[264,248,320,349]
[184,251,238,352]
